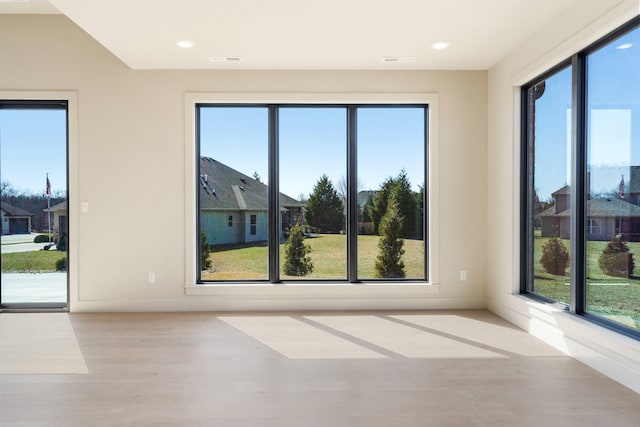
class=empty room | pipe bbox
[1,0,640,425]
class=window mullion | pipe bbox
[347,106,358,282]
[268,105,280,283]
[570,53,587,314]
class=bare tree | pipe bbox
[337,176,364,201]
[0,181,17,198]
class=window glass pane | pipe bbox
[279,107,347,280]
[586,26,640,331]
[198,107,269,281]
[526,66,572,304]
[357,107,425,280]
[1,106,68,305]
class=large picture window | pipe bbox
[197,104,427,283]
[522,17,640,337]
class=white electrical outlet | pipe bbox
[148,272,156,284]
[459,270,467,281]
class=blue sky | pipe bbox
[199,106,425,199]
[534,25,639,201]
[0,109,67,196]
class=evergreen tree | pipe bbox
[200,230,212,271]
[392,170,417,238]
[371,170,417,238]
[372,178,393,235]
[375,197,405,278]
[56,233,67,252]
[415,184,424,240]
[599,234,635,277]
[362,194,374,223]
[283,222,313,276]
[304,174,344,233]
[540,236,569,276]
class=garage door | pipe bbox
[9,218,29,234]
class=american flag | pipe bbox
[46,176,51,196]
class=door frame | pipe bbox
[0,92,78,311]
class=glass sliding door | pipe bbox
[0,101,68,308]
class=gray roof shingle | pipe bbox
[538,197,640,218]
[0,202,35,217]
[199,157,304,211]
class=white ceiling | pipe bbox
[3,0,578,70]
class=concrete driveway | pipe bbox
[1,233,55,254]
[1,272,67,303]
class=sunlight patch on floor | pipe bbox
[218,316,388,360]
[0,313,88,374]
[306,315,508,359]
[390,315,564,357]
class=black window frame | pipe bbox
[521,16,640,339]
[0,99,70,311]
[196,103,429,284]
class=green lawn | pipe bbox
[533,236,640,329]
[1,250,66,272]
[201,234,425,281]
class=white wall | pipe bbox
[0,14,487,312]
[487,0,640,393]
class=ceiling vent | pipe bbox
[382,56,416,63]
[208,56,242,62]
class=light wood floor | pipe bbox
[1,310,639,426]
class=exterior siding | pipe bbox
[1,210,8,235]
[244,211,268,243]
[201,210,242,245]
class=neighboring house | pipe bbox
[539,174,640,242]
[44,201,68,241]
[199,157,305,246]
[357,190,377,234]
[626,165,640,206]
[0,203,34,235]
[358,190,377,208]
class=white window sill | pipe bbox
[185,281,440,298]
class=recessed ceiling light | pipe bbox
[382,56,416,63]
[176,40,194,49]
[431,41,449,50]
[0,0,30,3]
[208,56,242,62]
[616,43,633,50]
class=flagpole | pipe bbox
[47,173,51,245]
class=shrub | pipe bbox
[55,257,67,271]
[375,197,405,278]
[201,231,212,271]
[57,233,67,251]
[34,234,53,243]
[599,234,635,277]
[283,222,313,276]
[540,237,569,276]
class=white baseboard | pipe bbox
[74,295,485,313]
